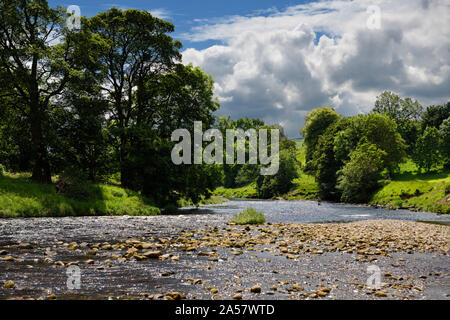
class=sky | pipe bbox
[50,0,450,137]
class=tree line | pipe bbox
[0,1,222,206]
[302,91,449,203]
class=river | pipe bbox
[181,199,450,224]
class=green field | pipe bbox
[370,161,450,214]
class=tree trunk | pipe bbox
[30,101,51,184]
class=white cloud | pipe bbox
[181,0,450,137]
[148,8,171,20]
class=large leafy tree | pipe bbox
[215,116,265,188]
[373,91,423,123]
[439,117,450,169]
[0,0,96,183]
[337,143,386,203]
[310,117,352,200]
[334,114,406,176]
[373,91,423,153]
[122,64,221,204]
[412,126,442,172]
[87,8,183,187]
[310,113,405,200]
[256,142,299,199]
[301,107,341,171]
[421,103,450,131]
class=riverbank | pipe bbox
[0,216,448,300]
[0,173,229,218]
[0,173,161,218]
[212,169,450,214]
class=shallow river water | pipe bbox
[0,199,448,300]
[183,199,450,225]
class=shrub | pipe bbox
[230,207,265,225]
[56,166,89,200]
[0,164,5,176]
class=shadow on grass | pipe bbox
[0,174,107,217]
[392,169,450,182]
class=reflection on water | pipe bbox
[181,199,450,225]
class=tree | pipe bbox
[124,64,220,204]
[412,126,441,172]
[439,117,450,168]
[421,103,450,131]
[334,114,406,176]
[397,119,421,154]
[0,0,93,183]
[256,148,299,199]
[88,8,183,187]
[373,92,423,153]
[373,91,423,123]
[337,143,385,203]
[215,116,265,188]
[301,107,341,171]
[310,117,352,200]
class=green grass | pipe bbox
[177,195,229,208]
[213,183,258,199]
[287,172,319,200]
[370,167,450,214]
[0,173,160,218]
[230,207,266,225]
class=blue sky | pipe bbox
[50,0,316,50]
[49,1,449,137]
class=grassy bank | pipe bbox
[0,173,160,218]
[213,183,258,199]
[177,195,229,208]
[370,164,450,214]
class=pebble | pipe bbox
[232,293,243,300]
[250,285,262,293]
[3,280,15,289]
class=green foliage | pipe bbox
[230,207,265,225]
[0,0,102,183]
[309,118,351,200]
[337,143,386,203]
[306,112,406,201]
[444,183,450,195]
[412,126,442,172]
[215,116,266,188]
[439,117,450,168]
[333,114,406,175]
[213,184,258,199]
[372,92,424,154]
[302,107,341,169]
[397,120,421,154]
[421,103,450,131]
[373,91,423,123]
[256,148,300,199]
[0,173,160,218]
[0,164,5,176]
[56,166,90,200]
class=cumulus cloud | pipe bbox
[181,0,450,137]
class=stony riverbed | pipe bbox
[0,213,449,300]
